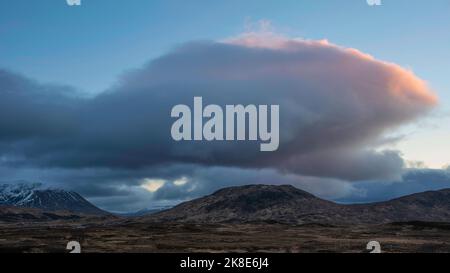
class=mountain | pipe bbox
[146,184,450,224]
[116,206,174,217]
[0,183,108,215]
[349,189,450,223]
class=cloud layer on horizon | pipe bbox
[0,33,439,211]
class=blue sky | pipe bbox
[1,0,450,211]
[1,0,449,95]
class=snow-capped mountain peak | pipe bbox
[0,182,108,215]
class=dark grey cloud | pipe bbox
[0,69,83,141]
[0,35,436,183]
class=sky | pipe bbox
[1,0,450,212]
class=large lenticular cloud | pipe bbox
[0,33,437,182]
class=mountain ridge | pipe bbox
[146,184,450,224]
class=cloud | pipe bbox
[336,168,450,203]
[0,69,83,141]
[141,179,166,192]
[0,33,439,210]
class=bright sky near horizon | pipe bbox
[1,0,450,168]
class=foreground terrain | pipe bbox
[1,221,450,253]
[1,184,450,253]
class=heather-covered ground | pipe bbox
[1,221,449,253]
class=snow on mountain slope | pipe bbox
[0,183,108,215]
